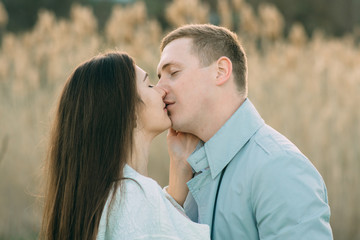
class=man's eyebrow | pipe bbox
[143,73,148,82]
[157,62,179,78]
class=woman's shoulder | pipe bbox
[97,166,163,239]
[108,164,168,218]
[97,164,210,240]
[122,164,163,199]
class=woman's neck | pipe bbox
[128,129,153,176]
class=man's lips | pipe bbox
[166,103,174,109]
[164,100,175,110]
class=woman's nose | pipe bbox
[154,85,166,98]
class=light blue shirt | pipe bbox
[184,99,333,240]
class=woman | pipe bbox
[40,52,210,239]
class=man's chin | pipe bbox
[170,120,175,129]
[168,115,185,132]
[170,122,181,132]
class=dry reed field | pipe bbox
[0,0,359,239]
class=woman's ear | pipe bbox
[215,56,232,86]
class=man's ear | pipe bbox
[215,56,232,86]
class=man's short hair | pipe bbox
[160,24,248,95]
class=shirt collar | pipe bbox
[188,98,265,179]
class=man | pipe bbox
[157,24,333,239]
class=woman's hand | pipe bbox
[167,128,199,206]
[167,128,199,172]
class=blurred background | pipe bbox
[0,0,359,239]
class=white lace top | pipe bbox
[96,164,210,240]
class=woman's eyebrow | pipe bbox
[143,73,148,82]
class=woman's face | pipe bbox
[136,66,171,135]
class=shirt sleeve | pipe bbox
[163,185,199,223]
[162,186,188,218]
[154,184,210,240]
[251,152,333,240]
[104,179,210,240]
[130,183,210,240]
[183,190,199,223]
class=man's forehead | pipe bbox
[157,38,196,74]
[157,55,181,72]
[158,60,180,69]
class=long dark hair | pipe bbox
[41,52,138,240]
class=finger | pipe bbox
[167,128,177,137]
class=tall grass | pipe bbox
[0,0,359,239]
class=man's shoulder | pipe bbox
[227,124,326,198]
[240,124,324,184]
[251,124,304,158]
[229,123,311,173]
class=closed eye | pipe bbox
[171,71,179,76]
[148,84,154,88]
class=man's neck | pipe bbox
[198,97,246,142]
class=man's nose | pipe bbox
[156,77,163,88]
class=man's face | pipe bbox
[156,38,215,133]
